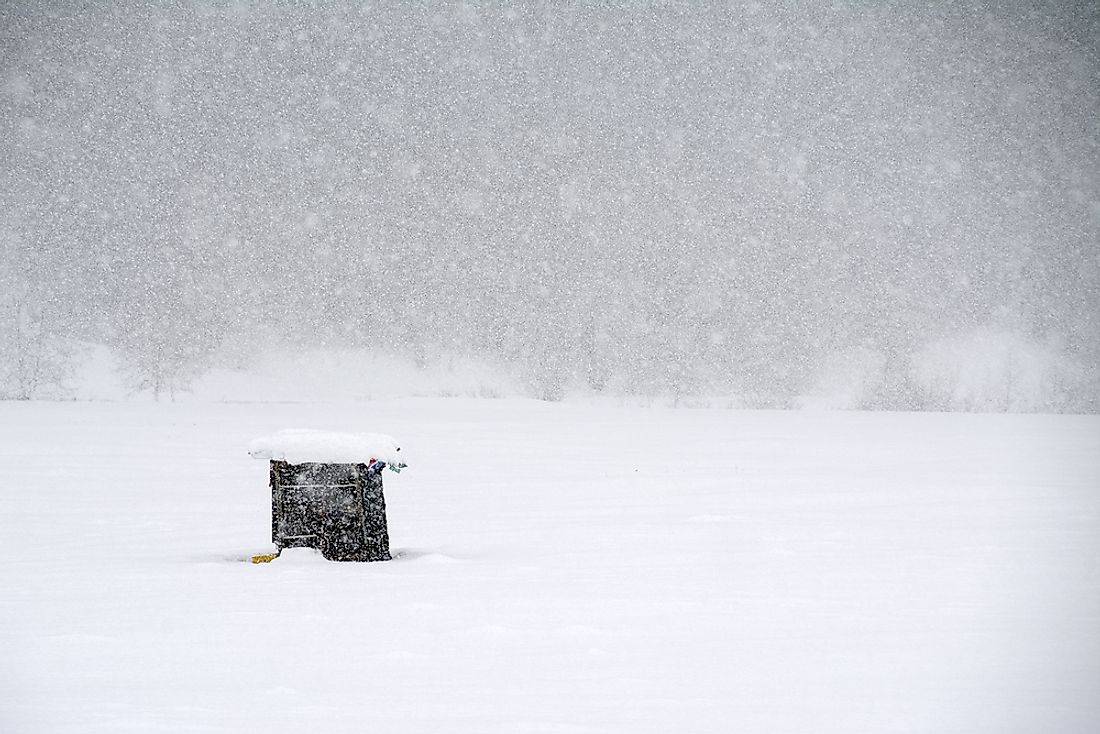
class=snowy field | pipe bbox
[1,399,1097,733]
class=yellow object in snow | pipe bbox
[251,553,279,564]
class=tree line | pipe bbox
[2,2,1097,409]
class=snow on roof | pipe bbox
[248,429,402,465]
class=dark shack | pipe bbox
[249,430,404,562]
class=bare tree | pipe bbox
[0,289,75,400]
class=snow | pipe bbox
[4,6,1097,731]
[1,398,1097,733]
[248,429,402,466]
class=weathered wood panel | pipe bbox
[269,460,391,562]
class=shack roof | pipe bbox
[248,429,402,465]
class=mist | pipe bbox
[2,1,1098,410]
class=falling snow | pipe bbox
[1,3,1097,407]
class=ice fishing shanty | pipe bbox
[248,430,405,562]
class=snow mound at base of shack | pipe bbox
[248,429,402,466]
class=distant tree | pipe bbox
[116,334,200,401]
[115,308,212,401]
[910,326,1090,413]
[112,259,225,401]
[521,330,572,402]
[0,289,75,400]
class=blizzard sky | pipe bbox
[1,1,1098,408]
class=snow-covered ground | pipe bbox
[1,399,1097,733]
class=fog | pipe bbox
[2,2,1098,410]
